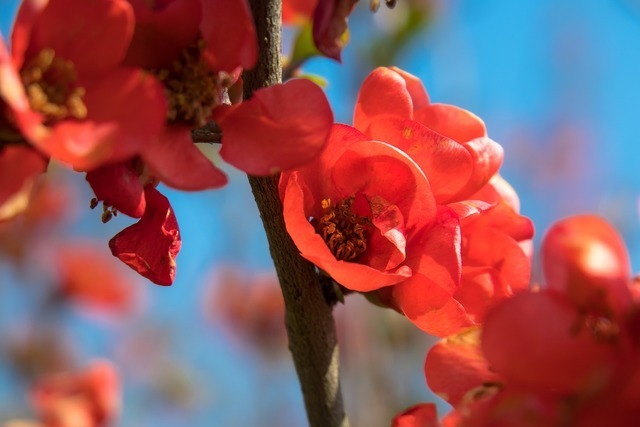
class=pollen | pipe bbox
[90,198,118,224]
[20,48,87,123]
[315,197,372,261]
[153,40,222,128]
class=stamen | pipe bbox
[20,49,87,123]
[585,315,620,343]
[153,40,223,128]
[314,197,372,261]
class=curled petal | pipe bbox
[354,67,415,133]
[85,162,146,218]
[312,0,357,61]
[200,0,257,71]
[454,137,504,199]
[542,215,632,316]
[414,103,487,142]
[142,126,227,191]
[215,79,333,175]
[109,186,181,286]
[425,327,503,406]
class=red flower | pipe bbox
[283,0,319,25]
[7,0,167,170]
[109,185,181,286]
[56,242,140,316]
[30,360,120,427]
[392,403,440,427]
[424,215,640,426]
[313,0,358,61]
[0,145,47,221]
[353,67,532,335]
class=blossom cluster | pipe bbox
[0,0,334,285]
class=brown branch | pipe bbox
[242,1,350,426]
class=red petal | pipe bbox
[312,0,357,61]
[10,0,47,68]
[57,242,139,315]
[26,0,134,78]
[282,172,411,292]
[215,79,333,175]
[425,327,502,406]
[454,137,504,199]
[85,162,146,218]
[354,67,415,134]
[142,126,228,190]
[200,0,257,71]
[470,174,521,213]
[482,291,618,395]
[392,403,440,427]
[389,67,431,110]
[393,272,473,337]
[109,186,181,286]
[542,215,632,316]
[34,68,167,170]
[0,145,47,220]
[367,117,474,204]
[125,0,201,68]
[283,0,318,24]
[414,103,487,142]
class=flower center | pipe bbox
[315,196,372,261]
[153,41,226,128]
[20,48,87,123]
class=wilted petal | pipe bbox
[109,186,181,286]
[215,79,333,175]
[86,161,146,218]
[312,0,357,61]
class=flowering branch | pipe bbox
[242,0,350,426]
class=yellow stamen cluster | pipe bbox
[315,197,372,261]
[153,41,221,128]
[90,198,118,224]
[20,48,87,122]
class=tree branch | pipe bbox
[242,1,350,426]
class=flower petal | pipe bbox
[109,186,181,286]
[354,67,415,134]
[0,145,47,221]
[542,215,633,317]
[200,0,257,72]
[142,126,228,190]
[312,0,357,61]
[215,79,333,175]
[392,403,440,427]
[85,162,146,218]
[414,103,487,142]
[125,0,201,68]
[26,0,134,78]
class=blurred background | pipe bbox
[2,0,640,425]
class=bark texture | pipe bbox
[242,1,350,426]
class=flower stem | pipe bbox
[242,1,350,426]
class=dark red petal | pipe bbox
[312,0,357,61]
[354,67,415,134]
[109,186,181,286]
[215,79,333,175]
[482,291,618,395]
[392,403,440,427]
[125,0,201,69]
[200,0,257,71]
[367,117,474,204]
[282,173,411,292]
[28,0,134,77]
[414,103,487,142]
[86,162,146,218]
[0,145,47,219]
[35,68,167,170]
[142,126,227,190]
[542,215,632,316]
[425,327,502,406]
